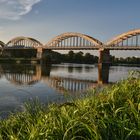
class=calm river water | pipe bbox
[0,63,139,118]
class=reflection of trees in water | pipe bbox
[0,64,110,94]
[84,66,95,73]
[68,66,73,73]
[1,64,36,74]
[109,66,138,74]
[68,65,83,73]
[74,67,83,73]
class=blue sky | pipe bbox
[0,0,140,57]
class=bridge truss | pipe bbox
[6,37,43,49]
[44,32,103,50]
[106,29,140,50]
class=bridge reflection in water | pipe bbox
[0,64,110,94]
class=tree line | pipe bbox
[45,50,140,65]
[44,50,98,64]
[110,56,140,65]
[0,49,140,65]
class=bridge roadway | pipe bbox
[43,46,140,50]
[2,45,140,50]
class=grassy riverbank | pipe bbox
[0,72,140,140]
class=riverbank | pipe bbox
[0,72,139,139]
[111,63,140,67]
[0,57,140,67]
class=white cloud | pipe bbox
[0,0,41,20]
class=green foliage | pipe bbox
[60,51,98,64]
[111,56,140,65]
[46,51,140,64]
[1,49,37,58]
[0,72,140,139]
[0,49,139,65]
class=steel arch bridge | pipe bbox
[106,29,140,50]
[6,36,43,49]
[0,29,140,63]
[44,32,103,50]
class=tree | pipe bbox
[74,51,83,63]
[68,51,74,62]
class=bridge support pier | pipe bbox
[98,49,111,65]
[37,48,43,59]
[97,49,110,84]
[98,64,110,84]
[36,49,52,65]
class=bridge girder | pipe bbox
[44,32,103,49]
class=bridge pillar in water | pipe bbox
[98,64,110,84]
[36,48,43,59]
[41,64,51,76]
[98,49,111,65]
[41,49,52,65]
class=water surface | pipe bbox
[0,63,139,118]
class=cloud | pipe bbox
[0,0,41,20]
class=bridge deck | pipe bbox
[1,45,140,50]
[44,46,140,50]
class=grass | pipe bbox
[0,71,140,140]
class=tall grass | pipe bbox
[0,72,140,140]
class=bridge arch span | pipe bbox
[6,36,43,49]
[107,29,140,47]
[44,32,103,49]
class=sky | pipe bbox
[0,0,140,57]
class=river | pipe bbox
[0,63,139,118]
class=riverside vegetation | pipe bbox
[0,72,139,140]
[1,50,140,65]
